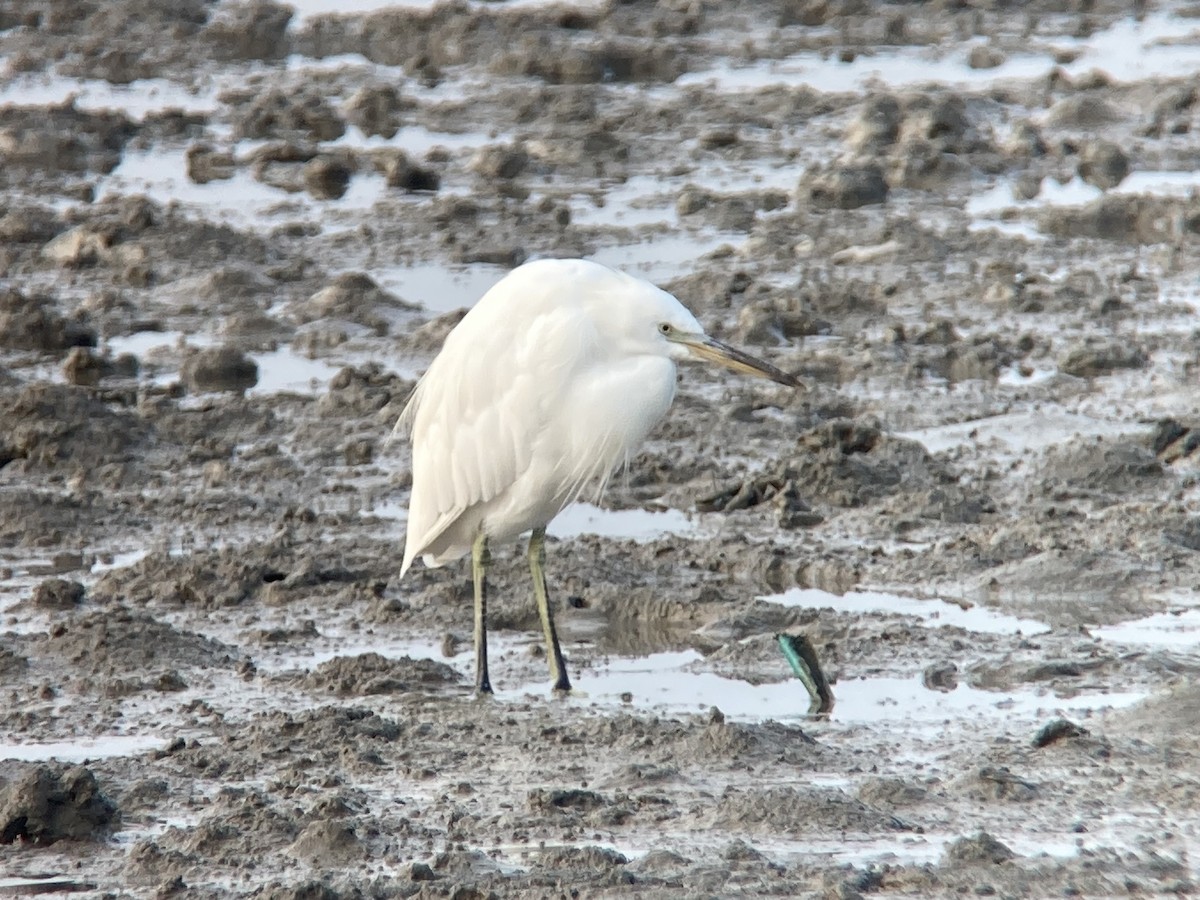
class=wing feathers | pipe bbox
[400,299,589,571]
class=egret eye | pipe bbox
[658,323,672,335]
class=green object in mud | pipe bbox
[777,633,834,715]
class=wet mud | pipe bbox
[3,0,1200,897]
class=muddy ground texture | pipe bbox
[4,0,1200,896]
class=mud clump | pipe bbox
[0,289,96,353]
[712,785,899,835]
[1058,338,1147,377]
[232,88,346,142]
[303,155,353,200]
[1035,436,1163,497]
[31,577,86,610]
[0,382,149,472]
[528,788,608,814]
[38,608,240,676]
[344,83,406,138]
[185,142,236,184]
[1032,718,1089,748]
[302,653,460,696]
[1154,417,1200,464]
[202,0,293,62]
[62,346,139,386]
[1078,139,1130,190]
[780,420,958,510]
[317,363,412,420]
[378,149,440,191]
[491,38,683,85]
[471,142,529,181]
[0,101,136,177]
[0,204,64,244]
[804,162,889,210]
[1039,195,1199,243]
[181,346,259,394]
[297,272,413,331]
[943,831,1017,866]
[286,819,365,866]
[92,545,366,611]
[0,763,118,844]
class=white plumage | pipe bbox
[399,258,698,573]
[394,257,799,693]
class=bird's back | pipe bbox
[398,260,676,573]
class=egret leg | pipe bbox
[529,527,571,692]
[472,533,493,695]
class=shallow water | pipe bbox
[677,10,1200,94]
[0,734,167,763]
[898,410,1142,457]
[103,329,345,395]
[373,260,506,313]
[1094,605,1200,648]
[0,72,219,118]
[589,232,738,281]
[282,0,606,22]
[97,145,390,230]
[365,498,702,544]
[764,586,1051,635]
[548,648,1145,726]
[546,502,699,542]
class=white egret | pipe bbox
[396,258,799,693]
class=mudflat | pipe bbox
[2,1,1200,897]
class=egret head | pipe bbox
[633,279,801,389]
[577,261,801,389]
[658,319,801,387]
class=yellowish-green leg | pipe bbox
[529,527,571,692]
[472,532,493,695]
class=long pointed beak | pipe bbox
[677,334,802,388]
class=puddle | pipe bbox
[362,499,699,544]
[550,649,1145,725]
[967,175,1102,219]
[898,410,1139,456]
[375,234,737,312]
[1117,170,1200,197]
[104,330,343,395]
[966,218,1047,242]
[1094,608,1200,648]
[249,346,343,395]
[96,145,389,229]
[0,72,218,118]
[568,177,676,229]
[103,329,209,358]
[764,587,1051,635]
[589,233,737,282]
[283,0,607,20]
[90,548,151,574]
[676,10,1200,93]
[0,734,167,763]
[372,260,505,313]
[997,362,1060,386]
[546,502,698,542]
[969,169,1200,237]
[676,45,1056,94]
[568,163,798,230]
[335,123,510,155]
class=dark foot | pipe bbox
[551,674,571,693]
[476,679,494,696]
